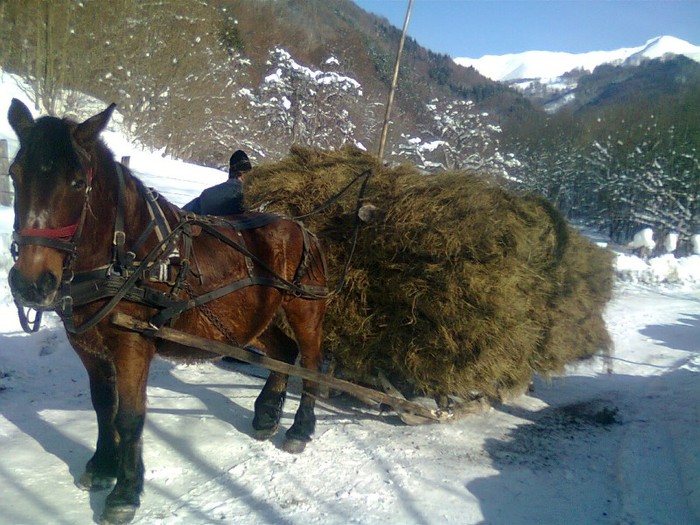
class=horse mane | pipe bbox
[74,124,181,223]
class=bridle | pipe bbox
[12,166,94,255]
[11,166,94,332]
[15,223,79,247]
[11,158,195,335]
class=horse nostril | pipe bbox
[37,271,59,296]
[8,267,23,293]
[9,267,60,306]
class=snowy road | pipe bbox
[1,284,699,525]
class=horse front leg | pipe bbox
[101,333,155,525]
[75,350,119,491]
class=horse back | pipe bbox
[190,212,324,287]
[157,212,325,358]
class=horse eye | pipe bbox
[71,178,86,190]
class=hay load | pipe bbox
[246,147,614,401]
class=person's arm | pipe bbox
[181,197,200,213]
[198,179,244,215]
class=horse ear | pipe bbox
[8,98,35,143]
[74,103,117,146]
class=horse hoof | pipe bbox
[282,438,307,454]
[253,425,279,441]
[77,470,116,492]
[100,504,138,525]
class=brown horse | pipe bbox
[7,99,327,524]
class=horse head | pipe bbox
[7,99,115,309]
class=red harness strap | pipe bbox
[15,167,93,245]
[18,222,79,241]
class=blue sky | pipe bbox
[353,0,700,58]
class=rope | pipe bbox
[334,169,373,293]
[284,167,373,295]
[292,169,372,220]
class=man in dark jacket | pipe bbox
[183,150,252,215]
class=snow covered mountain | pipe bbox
[455,36,700,83]
[455,36,700,113]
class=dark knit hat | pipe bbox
[229,150,252,178]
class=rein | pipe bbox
[59,163,184,334]
[289,168,372,294]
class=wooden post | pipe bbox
[377,0,415,162]
[0,139,11,207]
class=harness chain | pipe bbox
[183,280,242,347]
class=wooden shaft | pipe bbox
[111,312,444,421]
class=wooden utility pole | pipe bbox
[377,0,415,162]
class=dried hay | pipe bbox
[245,147,614,401]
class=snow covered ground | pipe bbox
[1,72,700,525]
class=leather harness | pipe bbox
[12,163,329,334]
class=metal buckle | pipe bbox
[10,240,19,261]
[60,295,74,313]
[113,230,126,246]
[146,187,159,202]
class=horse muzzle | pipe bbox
[8,266,61,309]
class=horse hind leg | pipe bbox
[251,324,298,441]
[279,297,326,454]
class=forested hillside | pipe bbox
[507,59,700,246]
[0,0,698,245]
[0,0,527,168]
